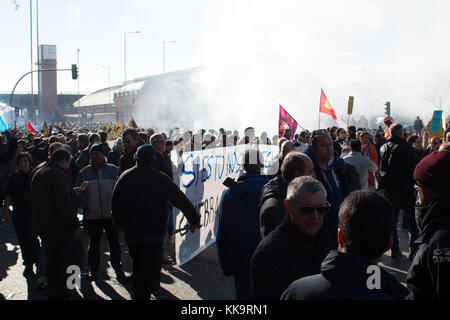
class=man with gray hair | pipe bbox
[251,176,335,300]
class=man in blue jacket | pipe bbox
[216,149,269,300]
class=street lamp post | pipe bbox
[163,40,176,74]
[102,65,111,105]
[124,31,141,93]
[30,0,34,123]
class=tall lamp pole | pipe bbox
[124,31,141,93]
[163,40,176,74]
[30,0,34,122]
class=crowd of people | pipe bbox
[0,116,449,300]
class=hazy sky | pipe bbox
[1,0,450,130]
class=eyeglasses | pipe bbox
[288,200,332,216]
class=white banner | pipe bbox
[171,144,279,266]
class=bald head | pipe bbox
[280,141,295,161]
[281,152,315,184]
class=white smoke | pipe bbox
[192,0,450,133]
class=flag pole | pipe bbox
[318,89,321,129]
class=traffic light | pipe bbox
[384,101,391,116]
[71,64,78,80]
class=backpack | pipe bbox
[378,142,399,189]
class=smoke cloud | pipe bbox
[194,0,450,134]
[134,0,450,136]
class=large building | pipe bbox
[67,67,209,127]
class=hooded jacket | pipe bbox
[258,174,288,238]
[281,250,409,300]
[250,215,335,300]
[406,195,450,299]
[216,173,269,279]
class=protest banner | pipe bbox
[171,144,279,266]
[430,110,443,133]
[427,110,446,139]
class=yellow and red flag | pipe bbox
[319,89,337,120]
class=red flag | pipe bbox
[319,89,337,120]
[27,122,36,134]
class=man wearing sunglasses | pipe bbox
[250,176,335,300]
[282,191,409,300]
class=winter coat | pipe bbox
[281,250,409,300]
[107,148,121,167]
[250,215,335,300]
[31,162,79,235]
[6,170,32,217]
[258,174,288,238]
[111,165,200,243]
[75,162,118,220]
[118,139,146,177]
[153,151,173,180]
[379,136,417,209]
[406,196,450,299]
[216,173,269,280]
[0,135,18,200]
[76,146,91,170]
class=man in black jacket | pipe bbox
[406,150,450,299]
[259,152,315,238]
[282,190,409,300]
[118,128,145,176]
[250,176,335,300]
[150,133,173,180]
[31,149,82,300]
[111,145,200,300]
[379,123,418,259]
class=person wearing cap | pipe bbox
[216,149,269,299]
[75,143,124,279]
[111,144,201,300]
[406,150,450,299]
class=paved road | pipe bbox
[0,217,412,300]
